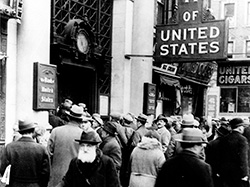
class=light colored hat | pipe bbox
[136,113,148,123]
[65,104,84,119]
[123,113,133,123]
[110,112,122,121]
[194,119,200,127]
[175,128,207,144]
[182,114,195,126]
[92,113,103,126]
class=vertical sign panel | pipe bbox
[33,62,57,110]
[143,83,156,115]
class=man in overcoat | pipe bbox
[47,104,84,187]
[0,119,50,187]
[155,128,214,187]
[56,130,120,187]
[216,118,249,187]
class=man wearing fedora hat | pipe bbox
[155,128,214,187]
[129,113,149,147]
[47,104,85,187]
[0,119,51,187]
[212,117,249,187]
[155,114,171,155]
[98,121,122,180]
[56,130,120,187]
[170,113,207,160]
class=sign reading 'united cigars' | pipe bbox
[155,0,228,62]
[217,62,250,86]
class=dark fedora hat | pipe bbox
[136,113,148,123]
[102,121,117,136]
[175,128,207,144]
[216,126,230,137]
[75,131,102,145]
[229,118,246,129]
[156,114,168,123]
[65,104,84,119]
[18,119,37,132]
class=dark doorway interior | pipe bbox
[57,63,96,114]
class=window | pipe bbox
[227,41,234,58]
[223,3,236,27]
[220,87,250,113]
[157,0,164,25]
[246,40,250,57]
[247,2,250,25]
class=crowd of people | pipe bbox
[1,98,250,187]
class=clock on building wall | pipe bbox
[76,31,90,54]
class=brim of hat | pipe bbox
[234,122,249,128]
[75,139,100,145]
[175,138,208,144]
[18,124,37,132]
[65,111,83,119]
[135,117,147,122]
[92,116,103,125]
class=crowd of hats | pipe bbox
[17,97,250,145]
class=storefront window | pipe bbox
[238,87,250,112]
[220,87,250,113]
[220,87,236,113]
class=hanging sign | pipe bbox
[155,0,228,62]
[33,62,57,110]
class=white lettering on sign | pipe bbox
[155,0,227,62]
[41,96,54,103]
[160,27,220,41]
[40,77,55,84]
[41,86,54,93]
[183,10,199,21]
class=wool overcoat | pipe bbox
[0,136,50,187]
[47,122,83,187]
[155,150,214,187]
[56,151,120,187]
[216,131,249,187]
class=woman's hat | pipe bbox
[102,121,117,136]
[75,131,102,145]
[175,128,207,144]
[18,119,37,132]
[65,104,84,119]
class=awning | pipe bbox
[160,75,180,87]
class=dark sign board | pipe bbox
[143,83,156,115]
[217,61,250,86]
[33,62,57,110]
[177,61,217,84]
[155,0,228,62]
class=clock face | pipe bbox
[76,33,89,54]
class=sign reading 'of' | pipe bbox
[155,0,228,62]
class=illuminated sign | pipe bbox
[217,62,250,86]
[155,0,228,62]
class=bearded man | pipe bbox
[56,131,120,187]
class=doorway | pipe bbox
[57,63,97,114]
